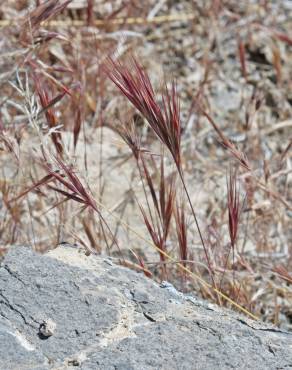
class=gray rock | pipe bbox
[0,246,292,370]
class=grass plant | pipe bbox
[0,0,291,328]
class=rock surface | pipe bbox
[0,246,292,370]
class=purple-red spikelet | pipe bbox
[227,170,241,247]
[174,201,188,267]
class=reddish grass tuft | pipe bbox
[105,57,181,168]
[106,56,215,286]
[138,156,176,277]
[24,0,72,29]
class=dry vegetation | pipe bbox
[0,0,291,328]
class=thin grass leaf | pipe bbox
[47,186,86,204]
[238,37,247,79]
[33,73,63,154]
[174,200,188,267]
[227,169,243,247]
[9,174,54,203]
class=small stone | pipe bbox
[39,319,56,338]
[67,358,80,366]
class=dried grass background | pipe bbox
[0,0,291,328]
